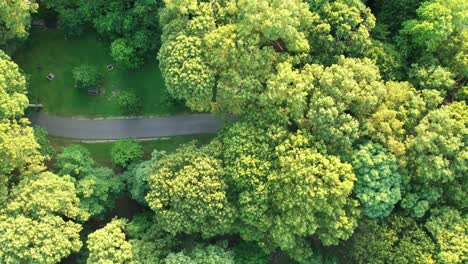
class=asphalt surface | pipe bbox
[29,113,223,140]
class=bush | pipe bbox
[116,90,142,115]
[72,65,101,91]
[111,139,143,168]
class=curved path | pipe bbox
[29,113,223,140]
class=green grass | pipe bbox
[13,29,187,117]
[49,134,215,167]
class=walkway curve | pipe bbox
[29,113,223,140]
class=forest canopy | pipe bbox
[0,0,467,263]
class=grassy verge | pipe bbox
[13,29,187,117]
[49,134,215,167]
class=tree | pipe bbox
[218,122,359,261]
[111,38,139,69]
[0,172,87,264]
[164,244,235,264]
[76,167,124,217]
[111,139,144,168]
[306,57,385,155]
[306,0,376,64]
[122,150,165,206]
[127,212,179,264]
[0,0,38,45]
[87,218,134,264]
[268,132,359,259]
[349,215,436,264]
[351,142,402,218]
[56,145,123,217]
[158,0,314,114]
[364,81,437,159]
[146,143,235,238]
[0,50,29,119]
[0,119,45,203]
[46,0,163,67]
[55,144,95,177]
[425,207,468,264]
[398,0,467,98]
[72,65,101,92]
[403,102,467,217]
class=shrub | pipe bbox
[111,139,143,168]
[72,65,101,91]
[116,90,142,115]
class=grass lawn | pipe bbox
[13,29,187,117]
[48,134,215,167]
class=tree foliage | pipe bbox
[87,218,134,264]
[349,215,436,264]
[351,142,402,218]
[403,102,467,217]
[0,0,38,45]
[164,244,235,264]
[111,139,144,168]
[426,207,468,263]
[0,50,29,119]
[0,172,87,264]
[146,143,235,237]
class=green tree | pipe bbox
[55,144,95,177]
[87,218,134,264]
[0,0,38,45]
[403,102,467,217]
[111,139,144,168]
[0,172,88,264]
[164,244,235,264]
[307,0,376,64]
[146,143,235,238]
[398,0,467,98]
[127,212,179,264]
[0,50,29,119]
[122,150,165,206]
[111,38,140,69]
[351,142,402,218]
[56,145,123,217]
[349,215,436,264]
[76,167,124,217]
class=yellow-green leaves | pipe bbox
[0,119,45,179]
[0,50,28,119]
[403,102,467,217]
[146,143,235,237]
[0,0,38,44]
[0,172,86,264]
[426,208,468,264]
[87,218,134,264]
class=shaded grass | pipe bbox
[13,29,186,117]
[49,134,215,167]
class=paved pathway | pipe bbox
[29,113,223,140]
